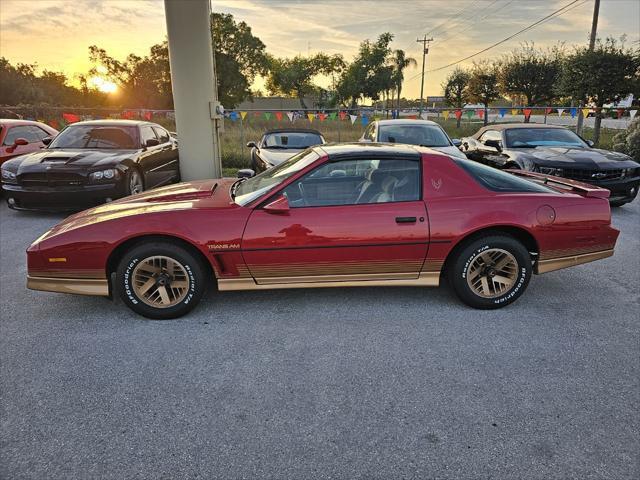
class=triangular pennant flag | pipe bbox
[616,108,624,119]
[361,115,368,125]
[570,108,577,118]
[339,111,347,120]
[477,109,485,119]
[442,110,450,120]
[499,108,507,118]
[523,108,532,118]
[275,111,283,121]
[349,114,357,124]
[287,112,294,122]
[557,108,565,116]
[581,108,590,118]
[454,109,462,120]
[629,110,637,119]
[264,112,272,120]
[465,110,474,119]
[62,113,80,123]
[48,119,60,130]
[307,113,315,122]
[229,111,238,121]
[240,111,247,120]
[254,111,261,117]
[329,112,337,120]
[545,107,553,115]
[319,113,327,122]
[143,111,152,121]
[511,109,519,116]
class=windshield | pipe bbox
[504,128,588,148]
[49,125,138,149]
[262,131,323,149]
[378,124,451,147]
[234,149,320,206]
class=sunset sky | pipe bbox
[1,0,639,99]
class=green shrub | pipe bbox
[612,118,640,161]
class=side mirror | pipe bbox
[6,137,28,153]
[246,141,257,149]
[451,138,462,147]
[586,140,594,147]
[263,195,289,214]
[42,137,53,145]
[237,168,255,178]
[484,139,502,152]
[145,138,160,147]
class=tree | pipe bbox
[557,37,640,144]
[391,49,417,113]
[336,33,395,109]
[498,43,563,119]
[466,61,501,126]
[211,13,269,107]
[266,53,344,109]
[442,67,470,128]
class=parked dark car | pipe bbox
[1,120,179,211]
[0,119,58,166]
[247,129,325,172]
[460,123,640,206]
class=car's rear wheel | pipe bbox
[116,242,207,319]
[449,235,531,309]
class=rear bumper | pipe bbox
[27,275,110,296]
[536,249,614,274]
[2,182,124,211]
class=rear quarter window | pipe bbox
[454,159,555,193]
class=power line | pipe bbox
[437,0,514,45]
[425,0,482,38]
[432,0,502,43]
[426,0,583,73]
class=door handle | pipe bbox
[395,216,417,224]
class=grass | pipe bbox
[156,114,619,175]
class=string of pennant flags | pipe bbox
[13,106,639,130]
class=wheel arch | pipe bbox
[106,234,215,283]
[441,225,539,279]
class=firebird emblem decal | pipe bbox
[208,243,240,250]
[431,178,443,190]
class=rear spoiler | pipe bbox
[505,169,610,199]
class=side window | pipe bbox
[3,126,38,145]
[479,130,501,143]
[153,126,170,143]
[29,126,50,141]
[140,126,157,147]
[282,158,420,208]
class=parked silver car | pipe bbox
[359,119,466,159]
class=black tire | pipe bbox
[449,235,532,309]
[125,167,145,196]
[116,241,207,319]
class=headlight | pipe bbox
[1,169,17,183]
[89,169,118,182]
[536,166,564,176]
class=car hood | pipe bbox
[4,148,136,172]
[257,148,302,166]
[510,146,639,169]
[43,179,237,238]
[431,145,467,159]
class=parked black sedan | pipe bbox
[460,123,640,206]
[247,129,325,173]
[1,120,179,211]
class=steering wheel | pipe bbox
[298,182,308,206]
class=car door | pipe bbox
[138,125,164,187]
[1,125,41,159]
[241,155,429,284]
[152,126,180,184]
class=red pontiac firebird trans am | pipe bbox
[26,143,619,319]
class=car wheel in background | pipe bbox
[449,235,532,309]
[126,168,144,195]
[116,242,207,319]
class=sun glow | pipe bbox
[89,75,118,93]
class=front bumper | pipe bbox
[27,275,110,296]
[2,182,125,211]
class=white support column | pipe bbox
[164,0,222,180]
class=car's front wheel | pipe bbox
[116,242,207,319]
[449,235,532,309]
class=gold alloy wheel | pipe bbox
[132,256,190,308]
[466,248,518,298]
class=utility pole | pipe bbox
[576,0,600,135]
[416,35,433,117]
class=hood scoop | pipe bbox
[144,183,218,202]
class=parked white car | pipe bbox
[359,119,467,159]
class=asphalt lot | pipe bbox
[1,200,638,479]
